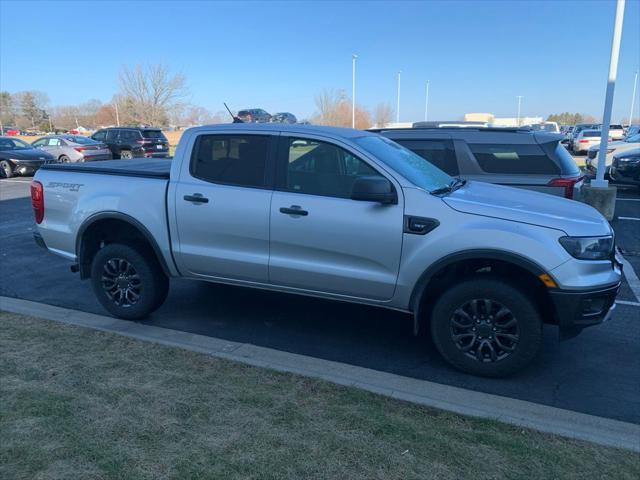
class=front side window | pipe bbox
[32,138,47,147]
[394,139,459,175]
[0,138,30,150]
[93,130,106,141]
[191,134,269,188]
[469,143,560,175]
[285,138,381,198]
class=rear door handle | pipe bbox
[279,205,308,216]
[184,193,209,204]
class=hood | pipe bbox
[442,181,612,237]
[0,148,54,161]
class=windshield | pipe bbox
[62,135,97,145]
[0,138,31,151]
[353,135,453,192]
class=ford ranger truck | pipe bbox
[31,124,622,377]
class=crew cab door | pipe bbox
[171,132,275,282]
[269,135,404,300]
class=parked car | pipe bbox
[572,129,609,154]
[609,147,640,191]
[91,127,169,159]
[32,124,621,377]
[236,108,272,123]
[607,124,625,141]
[0,136,54,178]
[374,127,584,199]
[585,133,640,173]
[624,124,640,138]
[32,135,112,163]
[2,127,21,136]
[569,123,599,150]
[270,112,298,124]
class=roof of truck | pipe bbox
[189,123,377,139]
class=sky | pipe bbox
[1,0,639,123]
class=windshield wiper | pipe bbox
[430,177,467,196]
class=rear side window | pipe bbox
[121,130,140,142]
[394,139,459,175]
[141,130,166,139]
[469,143,560,175]
[191,134,269,188]
[105,130,119,141]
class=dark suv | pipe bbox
[91,127,170,159]
[236,109,272,123]
[374,127,584,199]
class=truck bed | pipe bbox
[40,159,171,179]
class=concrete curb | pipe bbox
[1,295,639,452]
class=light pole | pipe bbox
[352,54,357,129]
[593,0,625,188]
[628,70,638,126]
[396,71,401,123]
[516,96,523,126]
[424,80,430,121]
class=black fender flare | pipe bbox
[409,249,548,335]
[76,211,173,278]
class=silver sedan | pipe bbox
[32,135,112,163]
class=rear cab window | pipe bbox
[190,134,270,188]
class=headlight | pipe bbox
[559,236,614,260]
[617,156,640,164]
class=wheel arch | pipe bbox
[409,249,555,335]
[76,212,171,279]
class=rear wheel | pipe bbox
[90,243,169,320]
[430,276,542,377]
[58,155,70,163]
[120,150,133,159]
[0,160,14,178]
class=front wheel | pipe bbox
[120,150,133,159]
[90,243,169,320]
[0,160,14,178]
[430,277,542,377]
[58,155,70,163]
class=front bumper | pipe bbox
[10,160,47,175]
[550,282,620,339]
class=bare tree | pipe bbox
[373,103,394,128]
[312,88,371,129]
[118,64,188,126]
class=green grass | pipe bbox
[1,311,638,480]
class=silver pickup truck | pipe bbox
[32,124,622,377]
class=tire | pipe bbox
[58,155,70,163]
[90,243,169,320]
[0,160,14,178]
[120,150,133,159]
[430,276,542,377]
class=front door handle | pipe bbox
[184,193,209,204]
[279,205,308,216]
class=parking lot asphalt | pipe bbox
[1,177,639,424]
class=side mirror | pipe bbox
[351,176,397,204]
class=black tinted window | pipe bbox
[142,130,166,139]
[92,130,106,141]
[285,138,381,198]
[105,130,119,141]
[121,130,140,141]
[395,139,459,175]
[469,143,560,175]
[191,134,268,188]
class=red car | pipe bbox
[4,128,20,136]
